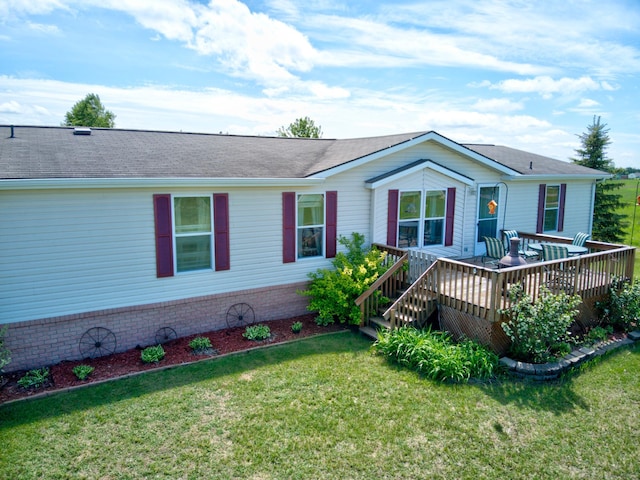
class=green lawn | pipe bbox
[618,179,640,278]
[2,332,639,479]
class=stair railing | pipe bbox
[355,251,408,326]
[384,260,439,329]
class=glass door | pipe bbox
[475,185,500,255]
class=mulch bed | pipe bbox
[0,314,348,404]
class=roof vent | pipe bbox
[73,127,92,136]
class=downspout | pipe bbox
[588,180,597,234]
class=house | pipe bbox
[0,125,608,371]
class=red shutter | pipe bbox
[387,190,399,247]
[445,187,456,246]
[213,193,230,271]
[557,183,567,232]
[282,192,296,263]
[153,194,174,278]
[325,191,337,258]
[536,184,546,233]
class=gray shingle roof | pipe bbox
[461,144,600,176]
[0,125,605,181]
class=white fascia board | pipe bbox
[503,173,612,182]
[366,161,474,189]
[0,177,326,191]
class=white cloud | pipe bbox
[472,98,523,113]
[27,22,61,35]
[486,76,604,99]
[577,99,600,108]
[0,100,23,113]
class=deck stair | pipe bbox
[358,255,439,340]
[359,316,391,340]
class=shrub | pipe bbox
[243,324,271,341]
[582,325,613,346]
[189,336,213,352]
[500,284,582,364]
[0,325,11,376]
[299,232,390,326]
[141,345,165,364]
[372,326,499,382]
[72,364,95,380]
[291,321,303,333]
[599,277,640,331]
[17,367,50,389]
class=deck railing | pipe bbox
[375,233,636,328]
[355,244,408,326]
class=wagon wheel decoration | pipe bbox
[226,303,255,328]
[155,326,177,345]
[79,327,117,359]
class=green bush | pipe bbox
[0,325,11,376]
[17,367,50,389]
[582,325,613,346]
[243,324,271,341]
[500,284,582,364]
[189,336,213,352]
[72,364,95,380]
[599,277,640,331]
[299,233,390,326]
[372,327,499,382]
[141,345,165,364]
[291,321,303,333]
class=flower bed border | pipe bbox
[499,330,640,380]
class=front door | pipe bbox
[475,185,500,255]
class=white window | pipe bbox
[544,185,560,232]
[297,194,324,258]
[173,196,213,272]
[398,190,446,248]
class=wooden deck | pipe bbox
[358,233,636,352]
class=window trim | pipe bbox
[172,194,214,273]
[296,192,326,259]
[397,189,447,248]
[543,184,560,232]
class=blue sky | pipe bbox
[1,0,638,168]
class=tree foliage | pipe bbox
[277,116,322,138]
[63,93,116,128]
[571,116,627,243]
[299,233,389,325]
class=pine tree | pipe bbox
[571,116,626,243]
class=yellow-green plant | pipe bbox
[300,233,390,325]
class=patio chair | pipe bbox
[482,236,504,267]
[541,244,572,292]
[541,244,569,261]
[502,230,538,259]
[572,232,590,248]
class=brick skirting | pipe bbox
[2,282,310,372]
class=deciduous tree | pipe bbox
[277,116,322,138]
[63,93,116,128]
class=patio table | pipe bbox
[527,242,588,256]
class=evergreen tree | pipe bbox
[571,116,627,243]
[277,116,323,138]
[63,93,116,128]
